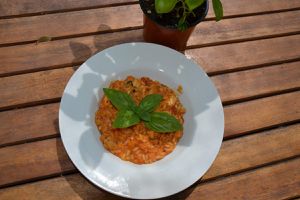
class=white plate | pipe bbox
[59,42,224,199]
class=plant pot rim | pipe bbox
[139,0,209,30]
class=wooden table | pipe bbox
[0,0,300,199]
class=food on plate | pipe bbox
[95,76,185,164]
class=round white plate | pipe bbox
[59,42,224,199]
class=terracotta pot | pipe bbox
[140,0,209,51]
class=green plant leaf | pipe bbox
[137,111,151,122]
[139,94,163,113]
[155,0,178,14]
[212,0,223,21]
[178,16,188,31]
[185,0,205,11]
[145,112,183,133]
[113,110,140,128]
[103,88,137,110]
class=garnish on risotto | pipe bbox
[95,76,185,164]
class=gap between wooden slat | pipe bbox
[1,33,300,79]
[1,8,300,48]
[1,0,300,21]
[0,1,139,20]
[1,60,300,111]
[0,124,299,190]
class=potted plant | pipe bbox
[139,0,223,51]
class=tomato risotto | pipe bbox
[95,76,185,164]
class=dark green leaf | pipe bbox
[145,112,183,133]
[185,0,205,11]
[212,0,223,21]
[155,0,178,14]
[139,94,163,113]
[178,16,188,31]
[137,111,151,122]
[36,36,52,44]
[113,110,140,128]
[103,88,137,110]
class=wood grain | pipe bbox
[0,5,142,45]
[1,61,300,112]
[206,0,300,18]
[0,67,74,110]
[1,32,300,77]
[0,103,59,147]
[0,65,299,146]
[224,92,300,138]
[186,35,300,74]
[2,6,300,45]
[204,124,300,180]
[0,0,137,17]
[184,158,300,200]
[0,29,143,76]
[189,10,300,47]
[212,61,300,103]
[0,138,75,187]
[0,124,299,197]
[1,0,300,18]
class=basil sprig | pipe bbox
[145,112,183,133]
[103,88,183,132]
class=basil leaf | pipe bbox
[103,88,137,110]
[113,110,140,128]
[145,112,183,133]
[185,0,205,11]
[136,110,151,122]
[139,94,163,113]
[155,0,178,14]
[212,0,223,21]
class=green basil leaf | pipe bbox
[212,0,223,21]
[155,0,178,14]
[185,0,205,11]
[136,110,151,122]
[113,110,140,128]
[103,88,137,110]
[145,112,183,133]
[139,94,163,113]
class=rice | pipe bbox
[95,76,186,164]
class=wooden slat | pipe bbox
[184,158,300,200]
[0,124,299,198]
[0,68,74,110]
[189,10,300,47]
[0,138,75,187]
[186,34,300,74]
[224,92,300,138]
[0,5,142,45]
[206,0,300,18]
[0,0,136,18]
[1,61,300,111]
[0,65,299,146]
[204,124,300,180]
[1,32,300,77]
[0,29,143,76]
[1,0,300,19]
[212,61,300,103]
[2,6,300,46]
[0,103,59,147]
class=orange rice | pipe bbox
[95,76,185,164]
